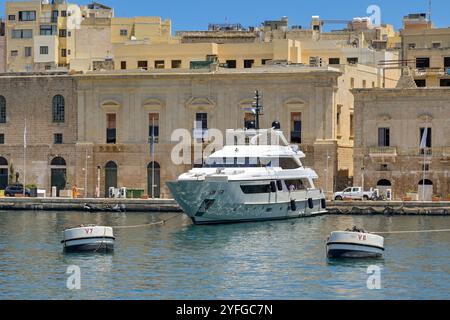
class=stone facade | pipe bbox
[0,63,398,199]
[353,88,450,200]
[75,66,355,198]
[0,75,77,192]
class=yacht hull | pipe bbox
[167,180,327,225]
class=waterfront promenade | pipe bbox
[0,198,449,215]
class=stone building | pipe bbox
[73,64,364,198]
[353,88,450,201]
[0,74,77,193]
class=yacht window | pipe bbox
[285,179,310,191]
[240,184,271,194]
[204,157,261,168]
[279,158,300,169]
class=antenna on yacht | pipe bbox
[253,90,263,130]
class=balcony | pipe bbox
[369,147,397,157]
[419,148,433,156]
[40,17,58,24]
[413,67,450,77]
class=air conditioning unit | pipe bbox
[119,187,127,199]
[109,187,120,198]
[309,56,323,67]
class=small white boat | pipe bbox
[326,227,384,258]
[62,225,115,253]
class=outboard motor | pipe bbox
[272,121,281,130]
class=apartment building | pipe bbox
[401,13,450,87]
[5,0,84,72]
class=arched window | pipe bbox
[0,96,6,124]
[0,157,8,166]
[52,95,65,123]
[105,161,117,169]
[51,157,66,166]
[418,179,433,186]
[377,179,392,187]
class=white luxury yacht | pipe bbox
[167,127,327,225]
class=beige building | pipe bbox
[111,17,174,45]
[400,14,450,88]
[5,0,81,72]
[5,1,115,73]
[353,87,450,201]
[112,39,302,71]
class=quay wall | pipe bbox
[0,198,449,215]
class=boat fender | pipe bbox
[290,200,297,211]
[321,198,327,209]
[276,180,283,191]
[270,181,277,193]
[308,198,314,209]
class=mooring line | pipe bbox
[373,228,450,235]
[113,214,183,229]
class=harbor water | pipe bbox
[0,210,449,300]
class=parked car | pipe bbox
[4,184,31,197]
[333,187,377,201]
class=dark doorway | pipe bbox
[0,157,8,190]
[147,162,160,198]
[105,161,118,197]
[51,157,67,196]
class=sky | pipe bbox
[1,0,449,32]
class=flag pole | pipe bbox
[151,116,155,199]
[423,130,426,201]
[420,127,428,201]
[23,116,27,196]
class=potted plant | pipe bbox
[26,184,38,198]
[432,195,441,202]
[405,190,418,201]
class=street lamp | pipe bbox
[325,151,331,199]
[96,166,101,198]
[84,148,90,198]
